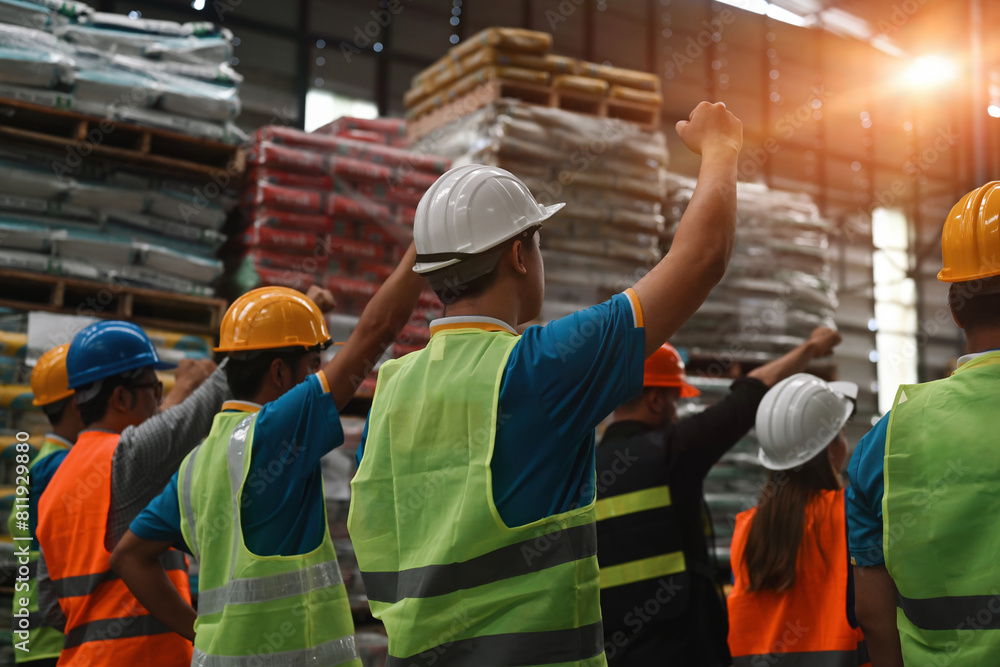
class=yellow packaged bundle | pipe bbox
[552,75,610,96]
[449,27,552,62]
[0,331,26,358]
[609,85,663,106]
[576,62,661,92]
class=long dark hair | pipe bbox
[742,446,841,593]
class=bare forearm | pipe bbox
[324,243,424,408]
[632,145,738,356]
[747,341,817,387]
[854,566,904,667]
[111,535,196,641]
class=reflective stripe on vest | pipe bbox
[385,621,605,667]
[595,485,686,589]
[897,592,1000,631]
[180,443,203,561]
[51,550,187,598]
[198,558,344,616]
[883,352,1000,662]
[595,485,671,521]
[732,641,869,667]
[362,523,596,604]
[62,613,176,649]
[191,636,359,667]
[179,411,360,664]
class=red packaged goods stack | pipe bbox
[224,118,450,390]
[314,116,409,148]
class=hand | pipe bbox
[162,358,216,410]
[306,285,336,314]
[805,326,841,358]
[676,101,743,157]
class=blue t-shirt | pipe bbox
[845,412,890,567]
[29,444,69,551]
[357,291,646,527]
[130,372,343,556]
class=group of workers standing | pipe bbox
[11,101,1000,667]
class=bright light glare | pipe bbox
[766,4,810,26]
[905,55,956,89]
[191,0,206,9]
[712,0,767,15]
[988,105,1000,118]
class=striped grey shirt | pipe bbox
[105,359,231,550]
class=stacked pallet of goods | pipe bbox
[0,0,245,298]
[226,119,449,385]
[662,174,838,573]
[404,27,662,133]
[0,0,243,142]
[405,28,668,322]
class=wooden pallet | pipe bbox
[408,78,661,141]
[0,269,226,337]
[0,98,245,180]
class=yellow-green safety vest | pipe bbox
[884,351,1000,666]
[177,410,361,667]
[349,328,607,666]
[8,436,68,662]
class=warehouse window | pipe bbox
[872,207,918,414]
[304,90,378,132]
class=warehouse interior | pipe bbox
[0,0,995,664]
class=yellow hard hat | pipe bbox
[939,182,1000,283]
[31,343,74,406]
[215,287,331,353]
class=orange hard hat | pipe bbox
[938,181,1000,283]
[31,343,74,406]
[215,287,331,353]
[643,343,700,398]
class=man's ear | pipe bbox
[950,302,965,330]
[108,385,133,414]
[511,239,529,275]
[645,388,665,416]
[269,357,288,391]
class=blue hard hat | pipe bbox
[66,320,176,389]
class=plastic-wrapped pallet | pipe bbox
[663,174,838,358]
[409,99,667,320]
[225,119,449,384]
[0,2,245,143]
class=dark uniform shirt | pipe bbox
[597,376,768,666]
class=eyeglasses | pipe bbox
[128,379,163,401]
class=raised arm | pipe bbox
[631,101,743,356]
[747,326,841,387]
[321,242,425,409]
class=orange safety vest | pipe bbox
[728,488,870,667]
[36,431,193,666]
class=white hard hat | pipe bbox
[755,373,858,471]
[413,164,565,275]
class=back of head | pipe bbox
[742,374,856,592]
[67,321,174,426]
[215,286,332,401]
[32,343,74,427]
[413,164,564,302]
[939,182,1000,334]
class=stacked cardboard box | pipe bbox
[226,121,449,373]
[409,99,667,321]
[403,27,662,129]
